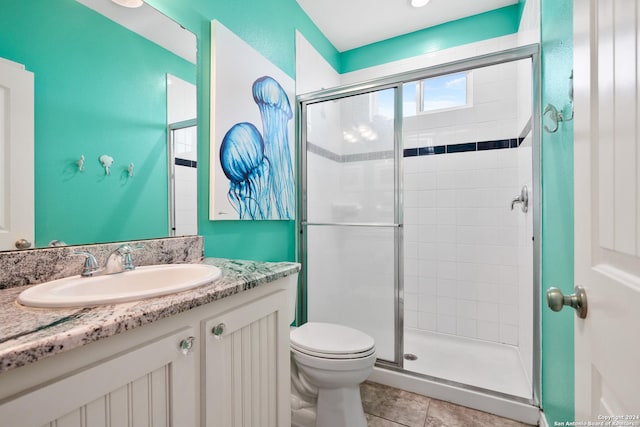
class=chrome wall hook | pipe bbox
[543,104,562,133]
[543,70,574,133]
[543,103,574,133]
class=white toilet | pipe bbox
[289,322,376,427]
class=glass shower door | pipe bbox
[301,87,401,364]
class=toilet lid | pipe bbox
[290,322,375,356]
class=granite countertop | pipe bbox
[0,258,300,374]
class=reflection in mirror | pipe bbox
[0,0,197,250]
[167,74,197,237]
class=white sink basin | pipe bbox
[17,264,222,308]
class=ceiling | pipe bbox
[296,0,519,52]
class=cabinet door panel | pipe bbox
[150,365,170,427]
[108,387,129,427]
[0,328,196,427]
[203,290,289,427]
[84,398,107,427]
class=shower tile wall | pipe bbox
[402,61,529,346]
[403,150,522,344]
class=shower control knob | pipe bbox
[510,185,529,213]
[546,286,588,319]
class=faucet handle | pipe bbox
[117,243,144,270]
[73,251,99,277]
[116,243,144,253]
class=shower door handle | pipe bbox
[510,185,529,213]
[546,286,588,319]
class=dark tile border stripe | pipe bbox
[175,158,198,168]
[409,137,523,158]
[478,139,511,151]
[308,136,523,163]
[308,142,394,162]
[307,142,342,162]
[447,142,477,153]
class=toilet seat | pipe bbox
[291,342,376,359]
[290,322,375,360]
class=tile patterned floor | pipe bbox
[361,381,535,427]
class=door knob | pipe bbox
[546,286,588,319]
[15,239,31,249]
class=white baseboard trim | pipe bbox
[539,411,550,427]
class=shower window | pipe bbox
[403,71,471,117]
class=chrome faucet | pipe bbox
[74,243,144,277]
[104,244,139,274]
[74,251,100,277]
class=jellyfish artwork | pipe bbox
[252,76,295,219]
[219,122,271,220]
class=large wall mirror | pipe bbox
[0,0,197,250]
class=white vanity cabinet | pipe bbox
[0,275,295,427]
[0,327,198,427]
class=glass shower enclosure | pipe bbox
[298,45,541,407]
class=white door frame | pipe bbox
[0,57,34,251]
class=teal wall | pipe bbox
[340,5,521,73]
[0,0,194,247]
[147,0,339,262]
[150,0,578,421]
[540,0,575,423]
[3,0,577,419]
[144,0,524,262]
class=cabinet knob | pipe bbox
[211,323,226,339]
[179,336,196,355]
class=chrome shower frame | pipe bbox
[297,44,542,410]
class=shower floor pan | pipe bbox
[403,328,531,398]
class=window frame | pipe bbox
[404,70,473,117]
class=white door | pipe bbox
[574,0,640,420]
[0,57,34,250]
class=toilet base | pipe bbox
[291,406,316,427]
[291,385,367,427]
[316,386,367,427]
